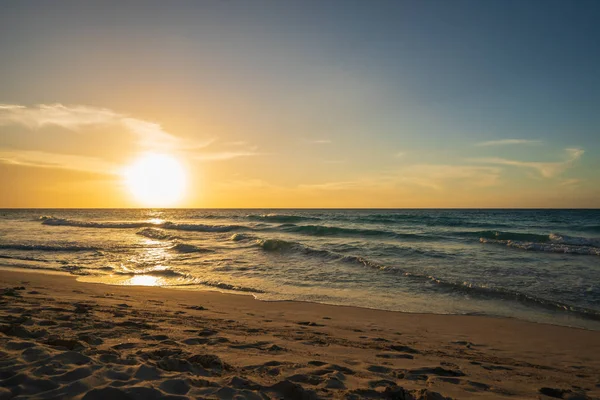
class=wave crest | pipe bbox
[170,243,212,254]
[340,253,600,321]
[281,223,402,238]
[41,217,250,233]
[136,228,177,240]
[247,214,321,223]
[480,238,600,256]
[0,243,99,252]
[114,268,186,278]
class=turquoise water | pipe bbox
[1,209,599,329]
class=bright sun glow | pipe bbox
[123,153,187,207]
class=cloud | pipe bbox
[397,164,501,190]
[475,139,541,147]
[299,164,501,192]
[470,147,583,178]
[394,151,406,158]
[299,180,366,191]
[0,103,263,173]
[559,178,581,186]
[194,151,261,161]
[308,139,332,144]
[0,103,194,151]
[0,150,119,175]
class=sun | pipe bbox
[123,153,187,207]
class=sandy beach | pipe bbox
[0,268,598,399]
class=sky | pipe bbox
[1,0,599,208]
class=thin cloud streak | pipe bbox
[0,150,119,175]
[194,151,261,161]
[470,147,584,178]
[475,139,541,147]
[299,164,501,192]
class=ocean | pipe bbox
[1,209,599,329]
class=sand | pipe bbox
[1,268,599,400]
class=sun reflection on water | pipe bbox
[127,275,162,286]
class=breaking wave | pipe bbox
[169,243,212,254]
[230,233,250,241]
[136,228,178,241]
[41,217,250,233]
[195,281,265,294]
[161,222,249,233]
[480,238,600,256]
[0,243,99,252]
[114,268,187,278]
[478,231,600,255]
[41,217,152,229]
[470,230,551,242]
[340,254,600,321]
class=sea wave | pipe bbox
[255,238,336,259]
[0,254,50,262]
[169,242,212,254]
[41,217,152,229]
[230,233,251,241]
[464,230,551,242]
[247,214,321,223]
[232,231,447,261]
[195,280,265,293]
[480,238,600,256]
[548,233,600,247]
[333,213,511,228]
[0,243,99,252]
[136,228,178,241]
[161,221,249,233]
[340,254,600,321]
[41,217,250,233]
[580,224,600,233]
[114,268,186,278]
[279,223,417,239]
[255,238,294,251]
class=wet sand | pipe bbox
[1,268,599,399]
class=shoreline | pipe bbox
[4,265,599,333]
[1,268,599,399]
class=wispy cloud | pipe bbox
[475,139,541,147]
[0,104,263,173]
[194,151,261,161]
[394,151,406,158]
[0,150,119,175]
[470,147,584,178]
[397,164,501,190]
[299,164,501,192]
[559,178,581,186]
[0,103,198,151]
[308,139,332,144]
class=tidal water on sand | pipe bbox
[1,209,599,329]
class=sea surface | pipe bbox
[1,209,599,329]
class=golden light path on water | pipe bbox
[127,275,162,286]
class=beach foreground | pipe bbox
[1,269,599,400]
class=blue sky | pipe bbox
[0,0,599,207]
